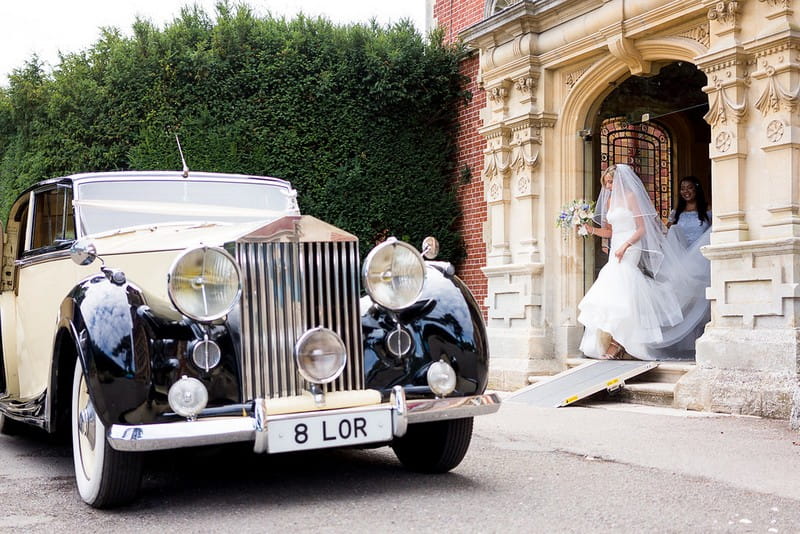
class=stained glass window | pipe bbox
[599,117,672,224]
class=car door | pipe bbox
[0,191,31,399]
[12,184,78,401]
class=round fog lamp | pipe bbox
[295,327,347,384]
[168,376,209,418]
[427,360,457,396]
[192,339,222,371]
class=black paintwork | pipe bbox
[362,265,489,400]
[43,260,487,428]
[58,272,240,427]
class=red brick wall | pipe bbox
[434,0,485,41]
[435,0,488,315]
[453,56,488,315]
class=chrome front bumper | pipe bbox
[106,386,501,453]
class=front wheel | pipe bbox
[71,360,143,508]
[392,417,474,473]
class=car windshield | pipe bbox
[75,179,296,235]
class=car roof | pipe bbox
[21,170,293,195]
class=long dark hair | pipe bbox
[674,176,709,225]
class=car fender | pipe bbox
[58,272,151,427]
[362,265,489,397]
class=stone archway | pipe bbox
[552,44,710,363]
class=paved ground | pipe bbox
[0,396,798,533]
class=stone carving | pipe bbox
[676,23,710,48]
[707,1,740,25]
[607,35,651,76]
[754,64,800,115]
[488,85,509,103]
[715,131,733,152]
[517,175,531,196]
[766,119,785,142]
[757,0,791,8]
[510,145,539,173]
[564,66,588,91]
[484,149,511,179]
[489,181,502,202]
[704,74,747,126]
[514,76,537,94]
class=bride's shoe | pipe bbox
[601,340,625,360]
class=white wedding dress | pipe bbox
[578,207,684,360]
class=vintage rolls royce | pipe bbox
[0,171,499,507]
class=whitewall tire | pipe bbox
[71,359,143,508]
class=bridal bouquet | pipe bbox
[556,199,596,237]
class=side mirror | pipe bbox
[70,238,98,266]
[421,236,439,260]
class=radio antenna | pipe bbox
[175,134,189,178]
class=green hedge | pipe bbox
[0,4,469,261]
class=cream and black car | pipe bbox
[0,171,499,507]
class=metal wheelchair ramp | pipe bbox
[505,360,659,408]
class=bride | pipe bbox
[578,164,692,360]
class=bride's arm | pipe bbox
[584,223,611,238]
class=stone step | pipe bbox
[534,357,697,408]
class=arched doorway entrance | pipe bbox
[586,61,710,359]
[591,61,710,217]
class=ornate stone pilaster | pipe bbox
[700,58,751,243]
[751,38,800,237]
[699,2,750,242]
[507,113,554,265]
[480,111,560,389]
[481,124,513,266]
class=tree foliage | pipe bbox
[0,4,469,260]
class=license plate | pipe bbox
[267,408,393,453]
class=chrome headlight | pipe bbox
[362,238,425,310]
[168,246,241,322]
[295,327,347,384]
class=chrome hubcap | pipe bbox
[78,391,97,451]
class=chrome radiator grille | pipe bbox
[236,240,364,400]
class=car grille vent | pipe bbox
[236,240,364,400]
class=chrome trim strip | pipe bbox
[349,242,363,387]
[253,399,268,453]
[107,417,256,452]
[405,392,502,424]
[390,385,408,437]
[106,393,500,452]
[15,249,71,268]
